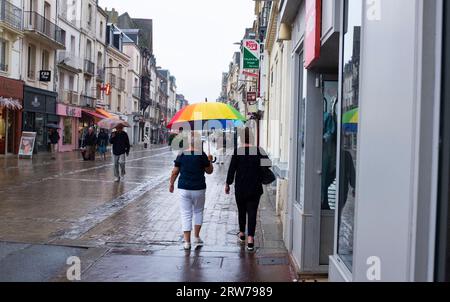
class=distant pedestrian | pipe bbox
[83,127,97,161]
[109,125,130,182]
[169,132,214,250]
[97,129,109,161]
[48,128,60,159]
[225,128,271,252]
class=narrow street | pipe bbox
[0,147,294,282]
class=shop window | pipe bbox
[295,59,307,206]
[337,0,362,271]
[63,117,72,145]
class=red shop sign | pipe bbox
[304,0,322,68]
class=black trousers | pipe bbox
[235,194,261,237]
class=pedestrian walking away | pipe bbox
[225,127,271,252]
[109,125,130,182]
[48,128,60,159]
[82,127,97,161]
[169,132,214,250]
[97,129,109,161]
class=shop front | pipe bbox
[327,0,444,282]
[0,76,24,155]
[57,104,81,152]
[22,86,57,153]
[283,0,341,276]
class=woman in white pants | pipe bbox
[169,132,214,250]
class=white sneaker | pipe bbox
[183,242,191,250]
[194,237,204,247]
[114,177,120,182]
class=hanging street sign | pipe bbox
[242,39,260,69]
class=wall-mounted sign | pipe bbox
[18,132,36,158]
[242,70,259,78]
[305,0,322,68]
[39,70,51,82]
[57,104,81,118]
[242,39,260,69]
[246,91,257,104]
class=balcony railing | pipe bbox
[119,78,125,92]
[59,90,80,105]
[109,74,116,87]
[24,11,64,45]
[57,51,82,71]
[0,0,22,31]
[80,94,96,108]
[84,59,95,75]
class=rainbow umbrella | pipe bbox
[167,102,246,130]
[342,108,358,133]
[167,102,246,154]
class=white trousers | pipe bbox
[179,189,206,232]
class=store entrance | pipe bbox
[436,0,450,282]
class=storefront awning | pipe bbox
[82,109,108,120]
[0,97,22,110]
[96,108,119,119]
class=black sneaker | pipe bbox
[237,233,245,244]
[247,243,255,252]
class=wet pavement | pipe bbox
[0,146,295,282]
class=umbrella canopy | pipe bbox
[167,102,246,130]
[98,118,130,130]
[342,108,358,133]
[46,124,60,129]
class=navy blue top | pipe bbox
[175,152,211,191]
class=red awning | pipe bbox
[81,109,108,120]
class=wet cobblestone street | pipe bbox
[0,147,294,282]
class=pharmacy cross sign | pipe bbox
[243,39,260,69]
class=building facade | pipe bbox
[0,0,24,155]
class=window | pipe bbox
[42,50,50,70]
[86,40,92,60]
[100,21,104,38]
[0,39,7,72]
[27,44,36,79]
[85,79,90,96]
[70,36,76,54]
[337,0,362,271]
[69,75,75,91]
[87,4,93,28]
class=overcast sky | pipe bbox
[98,0,255,103]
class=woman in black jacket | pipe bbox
[225,128,270,252]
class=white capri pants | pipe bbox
[179,189,206,232]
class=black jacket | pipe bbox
[49,131,60,144]
[109,131,130,156]
[83,133,97,147]
[226,147,270,198]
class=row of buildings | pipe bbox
[220,0,450,282]
[0,0,188,155]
